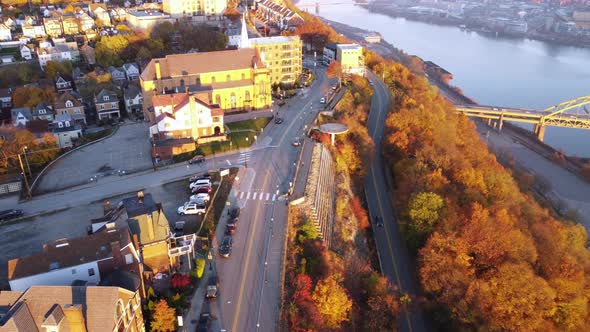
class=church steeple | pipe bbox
[239,12,250,49]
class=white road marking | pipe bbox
[239,191,245,199]
[259,193,264,201]
[266,193,270,200]
[272,194,276,201]
[226,160,231,165]
[246,192,251,200]
[253,192,258,200]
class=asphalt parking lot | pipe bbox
[34,122,153,194]
[0,175,204,289]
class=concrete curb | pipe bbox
[30,125,120,194]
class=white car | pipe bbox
[177,201,206,215]
[190,193,210,203]
[189,179,211,190]
[320,97,326,104]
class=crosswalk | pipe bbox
[237,191,277,202]
[237,151,251,165]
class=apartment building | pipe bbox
[249,36,303,86]
[162,0,226,17]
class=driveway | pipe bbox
[34,122,153,194]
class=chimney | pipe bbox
[146,213,155,241]
[63,304,87,332]
[137,191,144,203]
[155,60,161,80]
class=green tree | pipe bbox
[312,274,352,329]
[151,299,176,332]
[95,35,129,67]
[299,220,319,242]
[408,192,444,236]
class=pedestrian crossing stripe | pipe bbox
[236,192,277,202]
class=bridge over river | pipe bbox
[456,95,590,141]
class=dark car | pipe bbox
[189,173,211,183]
[274,117,284,124]
[196,312,212,332]
[0,209,23,221]
[375,216,384,227]
[228,207,240,219]
[206,276,219,299]
[219,234,232,258]
[192,186,212,194]
[188,155,205,165]
[174,221,185,237]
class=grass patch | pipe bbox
[199,167,239,237]
[226,117,271,132]
[194,131,257,156]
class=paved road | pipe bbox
[365,71,430,332]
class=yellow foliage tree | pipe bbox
[312,274,352,329]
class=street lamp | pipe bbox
[22,146,32,180]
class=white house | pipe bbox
[11,107,32,127]
[22,24,47,38]
[37,43,80,69]
[123,63,140,81]
[52,114,82,148]
[20,44,33,60]
[0,24,12,41]
[124,85,143,115]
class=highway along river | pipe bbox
[297,0,590,156]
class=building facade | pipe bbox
[140,48,272,119]
[249,36,303,86]
[336,44,366,77]
[95,89,121,120]
[52,114,83,148]
[162,0,226,17]
[43,17,63,37]
[55,91,86,124]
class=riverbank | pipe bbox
[364,2,590,49]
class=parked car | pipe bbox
[292,137,301,147]
[274,117,284,124]
[174,221,185,237]
[190,179,211,190]
[320,97,326,104]
[177,201,206,215]
[219,234,232,257]
[375,216,384,227]
[0,209,23,221]
[332,86,337,90]
[226,222,236,234]
[196,312,212,332]
[188,155,205,164]
[190,193,210,203]
[189,173,211,183]
[206,276,219,299]
[228,207,240,219]
[192,186,212,194]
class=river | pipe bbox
[296,0,590,157]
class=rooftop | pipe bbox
[249,36,300,45]
[122,193,171,245]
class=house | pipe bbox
[108,66,127,84]
[123,62,140,81]
[51,114,82,148]
[90,4,112,26]
[43,17,63,37]
[7,228,142,292]
[94,89,120,120]
[25,119,51,141]
[0,23,12,41]
[124,85,143,115]
[61,15,80,35]
[78,12,95,31]
[255,0,304,31]
[149,92,225,144]
[126,10,172,31]
[80,43,96,65]
[0,285,144,331]
[55,74,73,93]
[336,44,366,77]
[0,88,13,108]
[32,102,54,121]
[22,23,47,38]
[55,91,86,124]
[20,44,33,60]
[72,67,86,87]
[11,107,32,126]
[323,43,337,65]
[37,43,80,69]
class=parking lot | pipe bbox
[0,175,208,289]
[34,122,153,194]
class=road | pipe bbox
[364,71,429,332]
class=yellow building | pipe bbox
[162,0,226,17]
[61,16,80,35]
[249,36,303,86]
[336,43,366,77]
[140,48,272,119]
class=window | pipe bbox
[211,76,216,83]
[104,95,109,101]
[226,74,231,81]
[58,122,63,128]
[112,103,117,108]
[71,268,76,274]
[88,268,95,276]
[65,100,73,108]
[74,109,81,114]
[100,104,105,110]
[241,73,245,80]
[65,121,70,127]
[180,79,185,87]
[125,254,133,265]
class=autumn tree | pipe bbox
[45,60,73,80]
[406,192,444,246]
[224,7,241,21]
[326,60,343,86]
[12,87,56,108]
[0,128,58,174]
[312,274,352,329]
[151,299,176,332]
[170,274,190,289]
[95,35,129,67]
[289,274,322,330]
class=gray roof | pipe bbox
[124,85,141,100]
[122,63,138,72]
[95,89,118,103]
[11,107,32,121]
[33,103,54,116]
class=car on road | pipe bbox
[189,178,211,190]
[228,207,240,219]
[219,234,232,258]
[174,221,185,237]
[188,155,205,164]
[0,209,23,221]
[226,216,238,234]
[375,215,384,227]
[320,97,326,104]
[206,276,219,299]
[192,186,212,194]
[332,86,337,90]
[292,137,301,147]
[177,201,206,215]
[189,173,211,183]
[196,312,212,332]
[274,117,284,124]
[190,193,210,203]
[369,80,374,86]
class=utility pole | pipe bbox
[18,154,32,200]
[23,147,32,180]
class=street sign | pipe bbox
[220,169,229,177]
